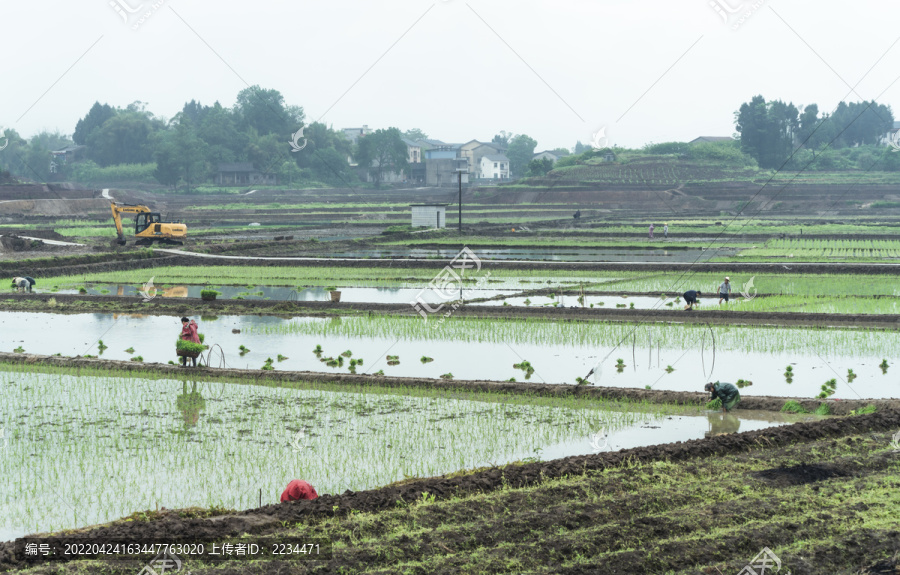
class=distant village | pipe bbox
[342,125,549,187]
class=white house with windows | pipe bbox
[479,154,510,179]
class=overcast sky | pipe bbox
[3,0,900,151]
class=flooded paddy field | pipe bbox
[0,311,895,399]
[0,366,797,539]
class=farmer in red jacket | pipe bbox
[180,317,200,367]
[280,480,319,502]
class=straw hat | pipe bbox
[724,276,730,281]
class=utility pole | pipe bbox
[455,165,468,233]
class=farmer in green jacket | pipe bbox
[705,381,741,412]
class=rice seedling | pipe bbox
[849,405,877,415]
[818,378,838,399]
[130,356,143,362]
[736,379,753,388]
[341,350,353,358]
[261,358,274,371]
[277,354,288,361]
[440,373,454,379]
[665,365,674,373]
[420,356,434,364]
[880,359,889,374]
[781,400,807,414]
[239,345,250,355]
[97,340,108,352]
[814,404,831,416]
[125,347,135,353]
[846,368,857,382]
[13,346,24,353]
[374,370,385,376]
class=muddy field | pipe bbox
[1,408,897,574]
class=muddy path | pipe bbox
[1,408,897,573]
[1,352,893,414]
[3,292,900,329]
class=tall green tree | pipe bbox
[506,134,537,177]
[73,102,115,145]
[354,127,409,187]
[492,131,513,147]
[86,108,161,166]
[152,116,208,190]
[233,85,303,137]
[735,95,798,169]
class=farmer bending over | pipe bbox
[11,277,32,292]
[280,479,318,502]
[180,316,200,367]
[683,289,701,310]
[705,381,741,412]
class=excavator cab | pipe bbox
[135,213,162,234]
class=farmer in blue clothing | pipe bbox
[705,381,741,412]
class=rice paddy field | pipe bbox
[3,208,900,574]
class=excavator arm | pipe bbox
[110,202,150,245]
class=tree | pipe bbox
[492,131,513,147]
[152,116,207,190]
[506,134,537,177]
[354,127,409,187]
[73,102,115,145]
[735,95,798,169]
[86,109,162,166]
[403,128,428,141]
[198,102,244,170]
[234,85,302,137]
[549,147,571,157]
[527,157,554,176]
[574,141,586,154]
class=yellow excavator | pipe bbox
[110,202,187,246]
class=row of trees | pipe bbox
[735,95,894,168]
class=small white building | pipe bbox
[411,203,449,228]
[479,154,510,179]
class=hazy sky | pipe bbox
[3,0,900,150]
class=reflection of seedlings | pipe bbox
[125,347,135,353]
[629,302,635,309]
[523,298,531,306]
[277,354,288,361]
[736,379,753,388]
[665,365,674,373]
[879,359,889,373]
[597,301,604,306]
[420,356,434,364]
[341,350,353,358]
[386,355,399,366]
[98,340,108,352]
[440,373,454,380]
[13,346,24,353]
[846,368,857,382]
[615,358,625,372]
[261,358,274,371]
[616,303,626,308]
[326,358,338,367]
[239,345,250,355]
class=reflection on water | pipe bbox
[176,381,206,430]
[705,413,742,437]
